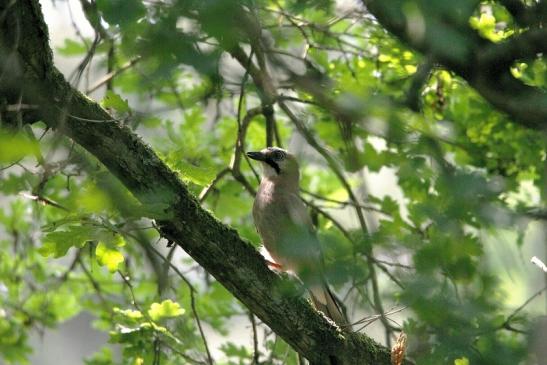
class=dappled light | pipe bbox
[0,0,546,364]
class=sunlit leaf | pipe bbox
[147,299,185,321]
[454,357,469,365]
[114,308,144,320]
[101,90,130,113]
[96,241,125,272]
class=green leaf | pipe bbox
[113,307,144,320]
[56,38,88,56]
[176,159,216,187]
[221,342,250,359]
[147,299,185,321]
[84,347,114,365]
[213,180,252,220]
[142,116,162,128]
[381,196,399,216]
[0,129,40,164]
[96,0,145,27]
[469,13,506,42]
[96,241,125,272]
[101,90,130,113]
[454,357,469,365]
[38,225,93,258]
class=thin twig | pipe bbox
[249,312,260,364]
[163,342,209,365]
[351,306,407,327]
[148,245,215,365]
[501,285,547,331]
[86,57,142,94]
[77,255,108,306]
[18,192,69,211]
[301,189,387,214]
[199,167,231,202]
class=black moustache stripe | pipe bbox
[265,159,280,174]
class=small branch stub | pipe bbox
[531,256,547,273]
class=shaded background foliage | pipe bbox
[0,0,546,364]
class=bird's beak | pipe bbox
[246,151,266,161]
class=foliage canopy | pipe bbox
[0,0,546,364]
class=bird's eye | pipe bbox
[272,151,285,161]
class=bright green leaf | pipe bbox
[147,299,185,321]
[101,90,130,113]
[114,307,144,320]
[96,242,125,272]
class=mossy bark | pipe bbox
[0,0,412,364]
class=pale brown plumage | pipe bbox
[247,147,350,331]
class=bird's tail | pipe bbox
[309,283,352,332]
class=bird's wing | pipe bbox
[285,193,315,234]
[279,192,325,272]
[283,193,337,307]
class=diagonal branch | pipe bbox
[0,1,412,364]
[362,0,547,130]
[498,0,547,27]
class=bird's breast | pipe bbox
[253,184,279,243]
[252,183,294,267]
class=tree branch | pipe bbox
[498,0,547,27]
[362,0,547,130]
[0,1,412,364]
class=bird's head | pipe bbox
[246,147,299,181]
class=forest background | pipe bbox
[0,0,546,364]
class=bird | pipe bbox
[247,146,350,331]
